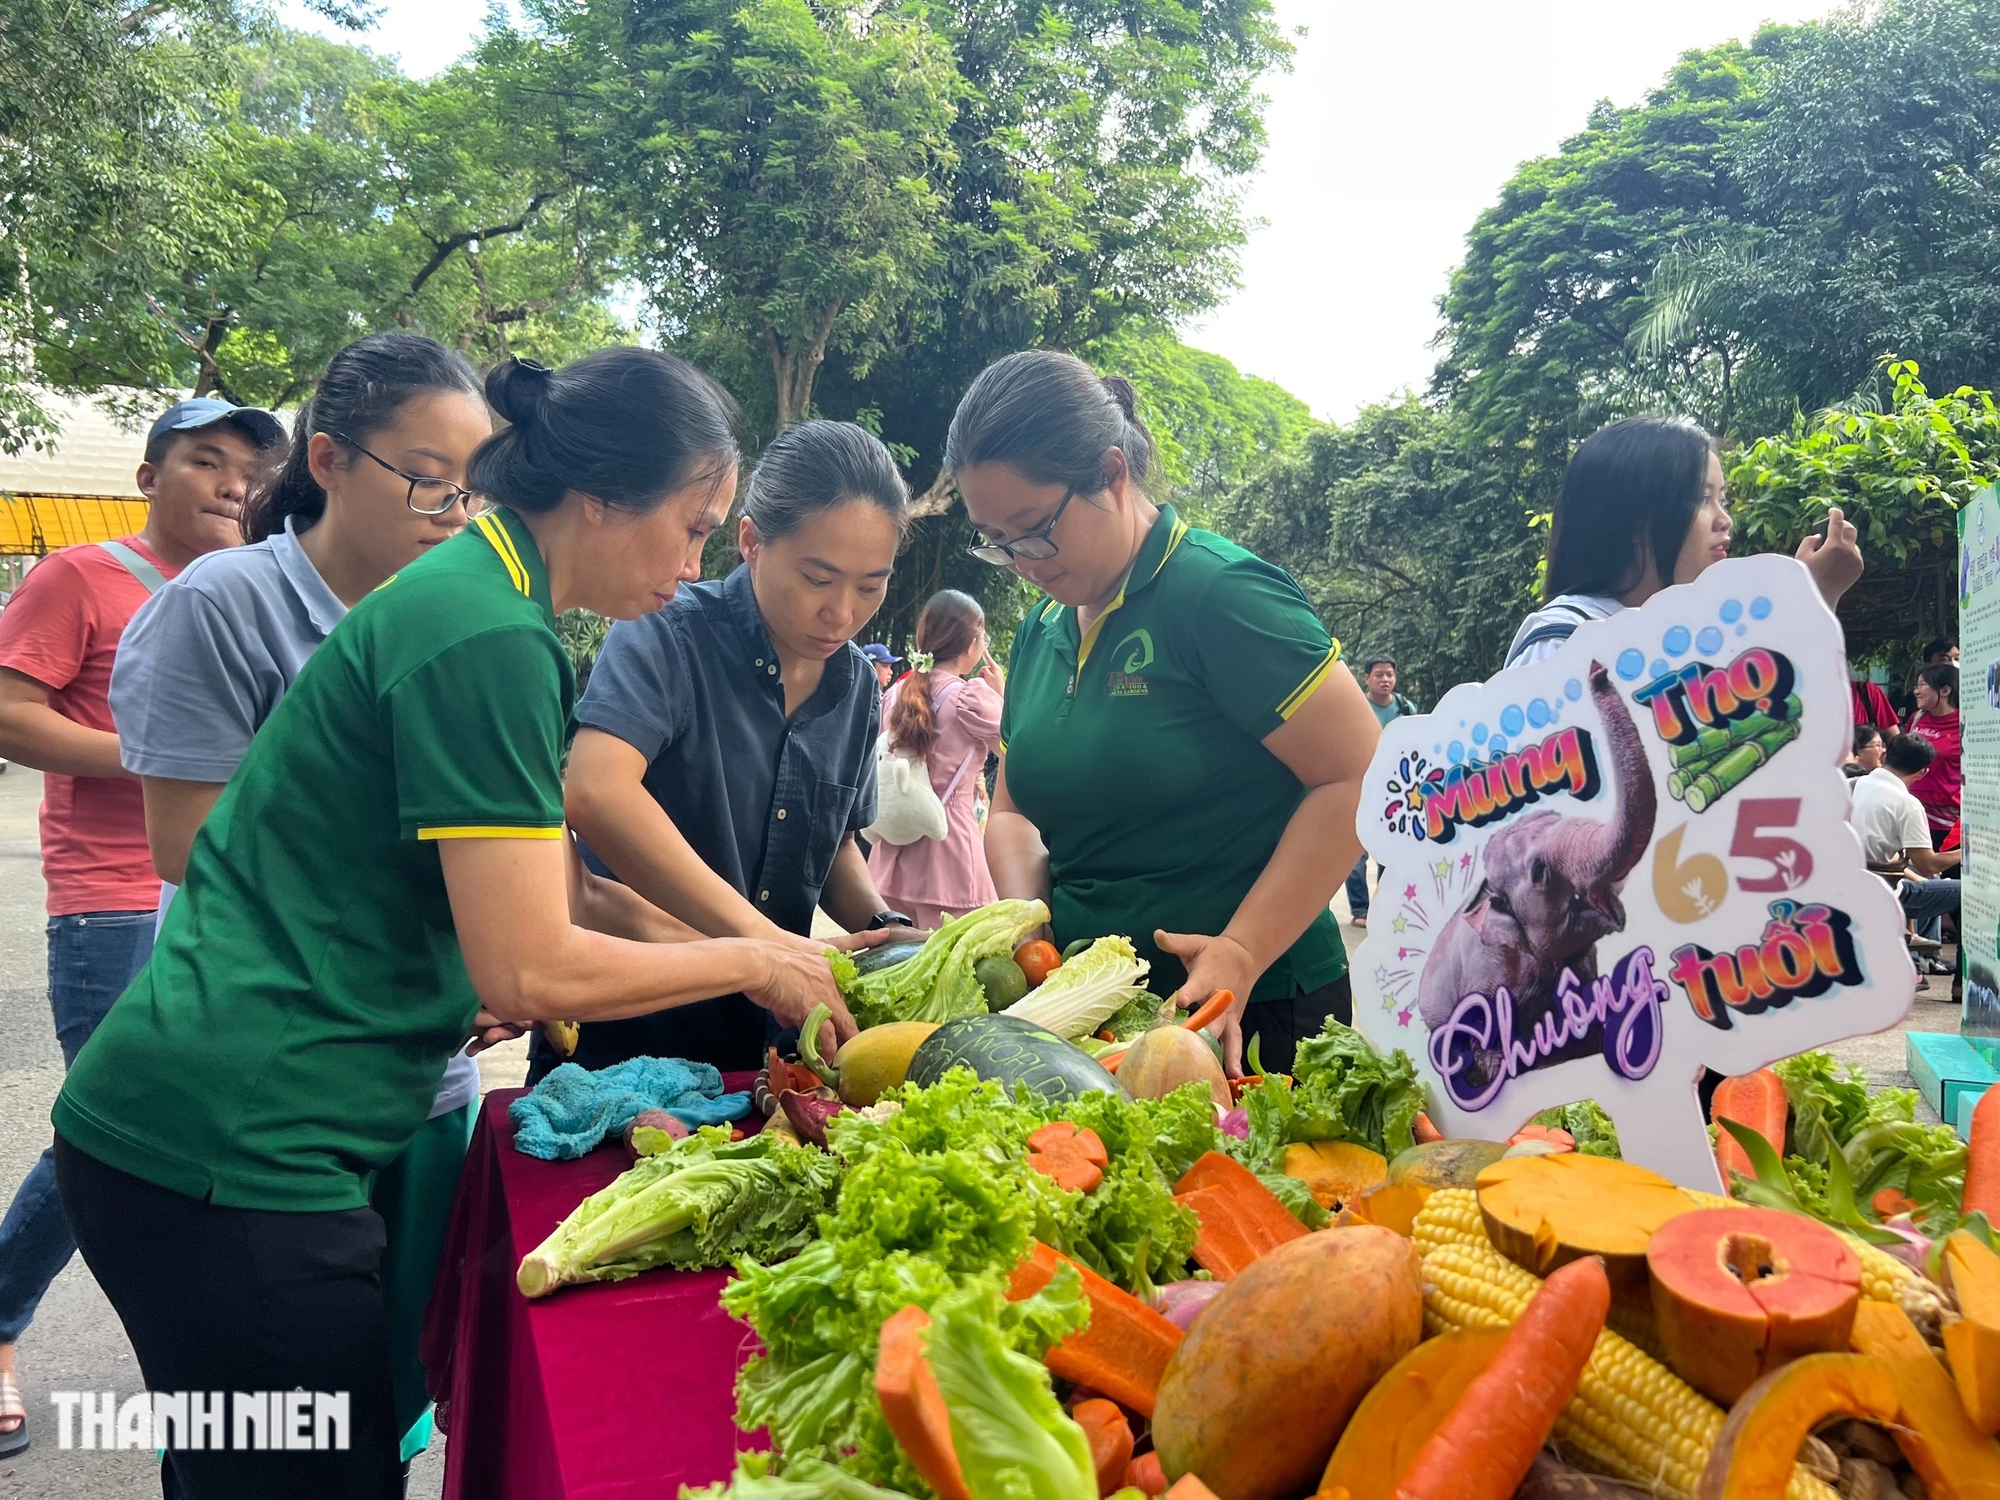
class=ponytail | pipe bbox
[887,590,984,758]
[242,332,481,543]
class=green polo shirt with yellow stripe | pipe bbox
[56,509,572,1211]
[999,504,1347,1006]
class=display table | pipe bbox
[422,1081,766,1500]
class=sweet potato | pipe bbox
[1151,1227,1423,1500]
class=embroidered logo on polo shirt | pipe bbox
[1107,628,1153,696]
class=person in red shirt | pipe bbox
[0,397,282,1456]
[1904,662,1962,848]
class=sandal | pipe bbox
[0,1370,27,1457]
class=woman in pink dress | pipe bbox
[868,590,1005,929]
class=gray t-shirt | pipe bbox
[110,515,480,1119]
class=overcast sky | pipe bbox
[284,0,1827,423]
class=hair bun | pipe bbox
[486,357,554,428]
[1100,374,1140,422]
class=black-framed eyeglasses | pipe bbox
[966,486,1077,567]
[334,432,491,518]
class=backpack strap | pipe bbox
[1506,602,1594,667]
[96,540,166,595]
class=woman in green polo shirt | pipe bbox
[953,350,1380,1076]
[52,350,855,1499]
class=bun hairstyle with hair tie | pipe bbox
[888,589,984,759]
[468,349,742,517]
[742,419,911,543]
[944,349,1155,496]
[243,331,482,544]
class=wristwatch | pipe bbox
[866,909,915,930]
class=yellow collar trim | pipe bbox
[475,514,530,597]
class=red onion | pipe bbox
[1219,1108,1249,1140]
[1150,1279,1225,1330]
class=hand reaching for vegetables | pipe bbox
[467,1009,529,1055]
[1795,505,1864,608]
[749,942,859,1055]
[1155,929,1261,1075]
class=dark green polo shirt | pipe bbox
[56,510,572,1211]
[999,505,1346,1006]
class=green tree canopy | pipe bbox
[1224,396,1543,705]
[1729,361,2000,659]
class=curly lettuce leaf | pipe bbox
[1101,991,1171,1043]
[1532,1101,1622,1159]
[1258,1170,1330,1229]
[927,1282,1098,1500]
[1237,1019,1425,1169]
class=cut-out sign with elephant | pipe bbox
[1352,555,1915,1191]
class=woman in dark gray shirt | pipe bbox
[557,421,914,1074]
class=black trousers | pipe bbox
[54,1135,403,1499]
[1240,978,1353,1076]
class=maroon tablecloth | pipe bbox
[422,1081,768,1500]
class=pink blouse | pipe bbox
[867,675,1003,914]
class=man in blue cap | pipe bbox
[861,641,898,693]
[0,394,283,1455]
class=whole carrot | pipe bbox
[1179,989,1236,1035]
[1390,1256,1611,1500]
[1966,1086,2000,1221]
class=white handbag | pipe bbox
[863,680,980,846]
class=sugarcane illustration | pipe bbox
[1676,718,1802,813]
[1666,694,1803,769]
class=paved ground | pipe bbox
[0,766,457,1498]
[0,769,1958,1495]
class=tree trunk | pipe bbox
[762,301,844,435]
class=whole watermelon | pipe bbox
[906,1013,1121,1101]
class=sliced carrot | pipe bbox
[1391,1257,1610,1500]
[1125,1453,1167,1497]
[1028,1122,1108,1193]
[1071,1398,1135,1497]
[1506,1122,1575,1152]
[1028,1121,1108,1166]
[1710,1069,1788,1182]
[1004,1242,1183,1418]
[1968,1087,2000,1222]
[1174,1152,1307,1253]
[1175,1188,1264,1280]
[875,1305,971,1500]
[1031,1142,1104,1194]
[1164,1476,1223,1500]
[1179,989,1236,1035]
[1872,1187,1920,1219]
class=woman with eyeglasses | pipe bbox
[60,348,853,1497]
[953,350,1381,1076]
[107,335,496,1469]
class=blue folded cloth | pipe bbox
[508,1056,751,1161]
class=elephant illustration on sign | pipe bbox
[1416,661,1658,1066]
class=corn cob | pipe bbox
[1684,1187,1950,1337]
[1414,1190,1839,1500]
[1407,1185,1668,1355]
